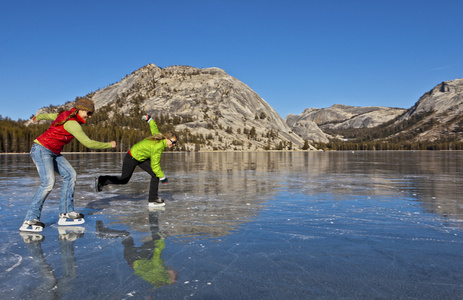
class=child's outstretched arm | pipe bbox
[142,115,160,135]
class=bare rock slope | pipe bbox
[88,64,307,150]
[286,104,406,143]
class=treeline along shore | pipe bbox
[2,111,463,153]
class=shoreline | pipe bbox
[1,149,462,155]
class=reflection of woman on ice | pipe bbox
[95,115,177,207]
[20,99,116,233]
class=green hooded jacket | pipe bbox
[129,120,167,178]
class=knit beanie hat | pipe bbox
[74,98,95,113]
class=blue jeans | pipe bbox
[25,143,77,221]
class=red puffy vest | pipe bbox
[36,109,85,155]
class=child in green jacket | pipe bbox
[95,115,177,207]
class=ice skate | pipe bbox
[94,176,102,192]
[19,219,45,233]
[58,211,85,225]
[19,231,45,243]
[148,198,166,208]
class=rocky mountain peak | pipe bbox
[88,63,307,151]
[405,78,463,117]
[393,78,463,142]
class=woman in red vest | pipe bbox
[20,98,116,233]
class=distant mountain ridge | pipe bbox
[30,63,463,150]
[285,104,406,143]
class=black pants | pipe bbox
[99,152,160,202]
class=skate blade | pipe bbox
[58,226,85,241]
[58,218,85,226]
[148,206,166,212]
[94,176,101,192]
[57,226,85,235]
[19,231,45,243]
[19,224,43,233]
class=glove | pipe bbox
[160,177,168,184]
[142,115,152,123]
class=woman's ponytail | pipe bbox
[53,109,78,126]
[146,131,177,141]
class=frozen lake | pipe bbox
[1,151,462,299]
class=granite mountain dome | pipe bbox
[34,64,308,151]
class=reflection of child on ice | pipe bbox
[95,115,177,207]
[122,210,177,288]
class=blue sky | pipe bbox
[1,0,462,121]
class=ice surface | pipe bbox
[1,151,463,299]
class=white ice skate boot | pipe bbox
[19,219,45,233]
[58,211,85,225]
